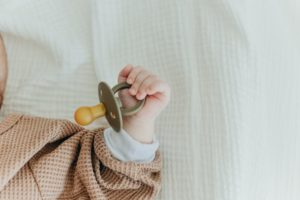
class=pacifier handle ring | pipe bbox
[112,82,146,116]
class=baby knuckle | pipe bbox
[136,76,144,84]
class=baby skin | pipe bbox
[118,65,171,144]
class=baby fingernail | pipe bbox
[127,78,133,84]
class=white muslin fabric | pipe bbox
[0,0,300,199]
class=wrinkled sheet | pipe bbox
[0,0,300,199]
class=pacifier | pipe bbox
[74,82,145,132]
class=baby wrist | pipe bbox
[123,118,155,144]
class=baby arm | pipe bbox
[99,65,170,199]
[104,65,170,162]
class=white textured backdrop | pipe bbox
[0,0,300,199]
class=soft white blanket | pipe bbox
[1,0,300,199]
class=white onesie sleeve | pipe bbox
[103,127,159,163]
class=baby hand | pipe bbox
[118,65,171,143]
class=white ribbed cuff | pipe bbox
[103,127,159,163]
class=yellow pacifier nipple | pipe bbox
[74,103,106,126]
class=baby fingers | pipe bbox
[134,75,158,100]
[138,76,171,101]
[126,66,143,85]
[118,64,134,83]
[128,69,151,96]
[139,77,170,98]
[125,66,147,93]
[124,66,170,101]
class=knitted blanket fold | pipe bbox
[0,114,161,200]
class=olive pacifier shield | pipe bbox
[74,81,145,132]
